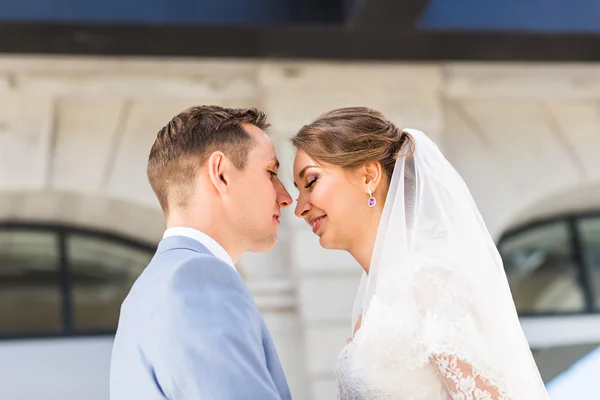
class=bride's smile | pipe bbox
[309,214,326,234]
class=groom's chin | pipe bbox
[248,234,278,252]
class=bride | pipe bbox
[291,107,550,399]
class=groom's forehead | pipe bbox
[248,141,278,166]
[249,135,277,162]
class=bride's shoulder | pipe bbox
[352,295,407,337]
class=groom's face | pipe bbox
[225,124,292,251]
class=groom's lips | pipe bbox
[273,214,280,223]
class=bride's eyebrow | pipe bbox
[293,165,317,188]
[298,165,317,179]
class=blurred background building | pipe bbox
[1,0,600,399]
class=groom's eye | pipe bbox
[268,170,277,178]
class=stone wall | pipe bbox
[2,56,600,399]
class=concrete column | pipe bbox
[259,60,445,400]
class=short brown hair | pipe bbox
[290,107,411,179]
[147,105,269,212]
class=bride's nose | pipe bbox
[294,195,311,219]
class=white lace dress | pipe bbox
[335,291,514,400]
[337,339,448,399]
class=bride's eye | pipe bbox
[305,177,318,189]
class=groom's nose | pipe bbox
[275,180,292,208]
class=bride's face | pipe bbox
[293,150,374,251]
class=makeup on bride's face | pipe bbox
[293,154,328,236]
[292,150,368,251]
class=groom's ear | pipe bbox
[207,151,230,195]
[363,161,383,192]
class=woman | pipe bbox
[291,107,550,399]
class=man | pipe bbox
[110,106,293,399]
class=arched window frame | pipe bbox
[498,211,600,318]
[0,221,156,340]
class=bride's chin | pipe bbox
[317,234,338,250]
[317,235,328,248]
[318,240,332,249]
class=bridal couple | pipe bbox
[109,105,550,399]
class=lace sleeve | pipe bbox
[408,262,514,399]
[429,353,506,399]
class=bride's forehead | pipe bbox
[293,150,314,168]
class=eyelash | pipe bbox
[305,177,318,189]
[269,171,277,178]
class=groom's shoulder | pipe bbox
[158,247,233,280]
[153,249,245,299]
[153,253,257,326]
[176,253,237,286]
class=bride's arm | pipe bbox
[429,354,504,399]
[353,315,362,336]
[412,266,509,399]
[347,315,362,343]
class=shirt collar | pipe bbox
[162,227,236,271]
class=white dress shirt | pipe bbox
[163,227,236,271]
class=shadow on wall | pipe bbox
[0,189,166,244]
[501,182,600,235]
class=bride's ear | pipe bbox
[363,161,383,193]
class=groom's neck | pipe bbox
[165,206,242,263]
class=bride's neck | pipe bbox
[351,183,388,275]
[352,247,373,274]
[350,224,379,275]
[348,189,387,275]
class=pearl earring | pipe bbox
[368,189,376,207]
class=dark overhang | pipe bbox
[344,0,430,29]
[0,21,599,62]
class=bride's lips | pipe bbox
[309,215,327,234]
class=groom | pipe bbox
[109,106,293,399]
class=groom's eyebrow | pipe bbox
[270,157,280,170]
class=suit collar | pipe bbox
[157,235,212,255]
[156,232,237,272]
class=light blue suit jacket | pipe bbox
[110,235,292,400]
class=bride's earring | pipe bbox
[368,189,376,208]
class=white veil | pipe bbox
[351,129,549,398]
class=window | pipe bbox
[489,215,600,387]
[578,217,600,309]
[537,342,600,386]
[499,213,600,315]
[68,236,152,331]
[0,231,62,334]
[0,223,154,338]
[499,221,584,314]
